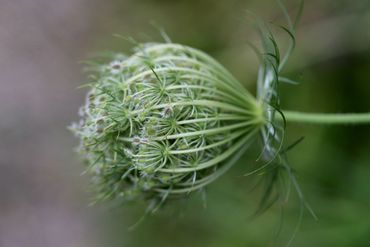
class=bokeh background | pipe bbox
[1,0,369,246]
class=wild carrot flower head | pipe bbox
[70,43,265,205]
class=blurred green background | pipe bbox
[1,0,369,246]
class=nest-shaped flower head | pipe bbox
[71,43,265,204]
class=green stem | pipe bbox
[283,111,370,125]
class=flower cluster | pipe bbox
[70,43,265,204]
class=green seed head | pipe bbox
[70,43,264,205]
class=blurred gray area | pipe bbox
[0,0,102,246]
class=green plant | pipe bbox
[71,43,264,207]
[70,1,370,218]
